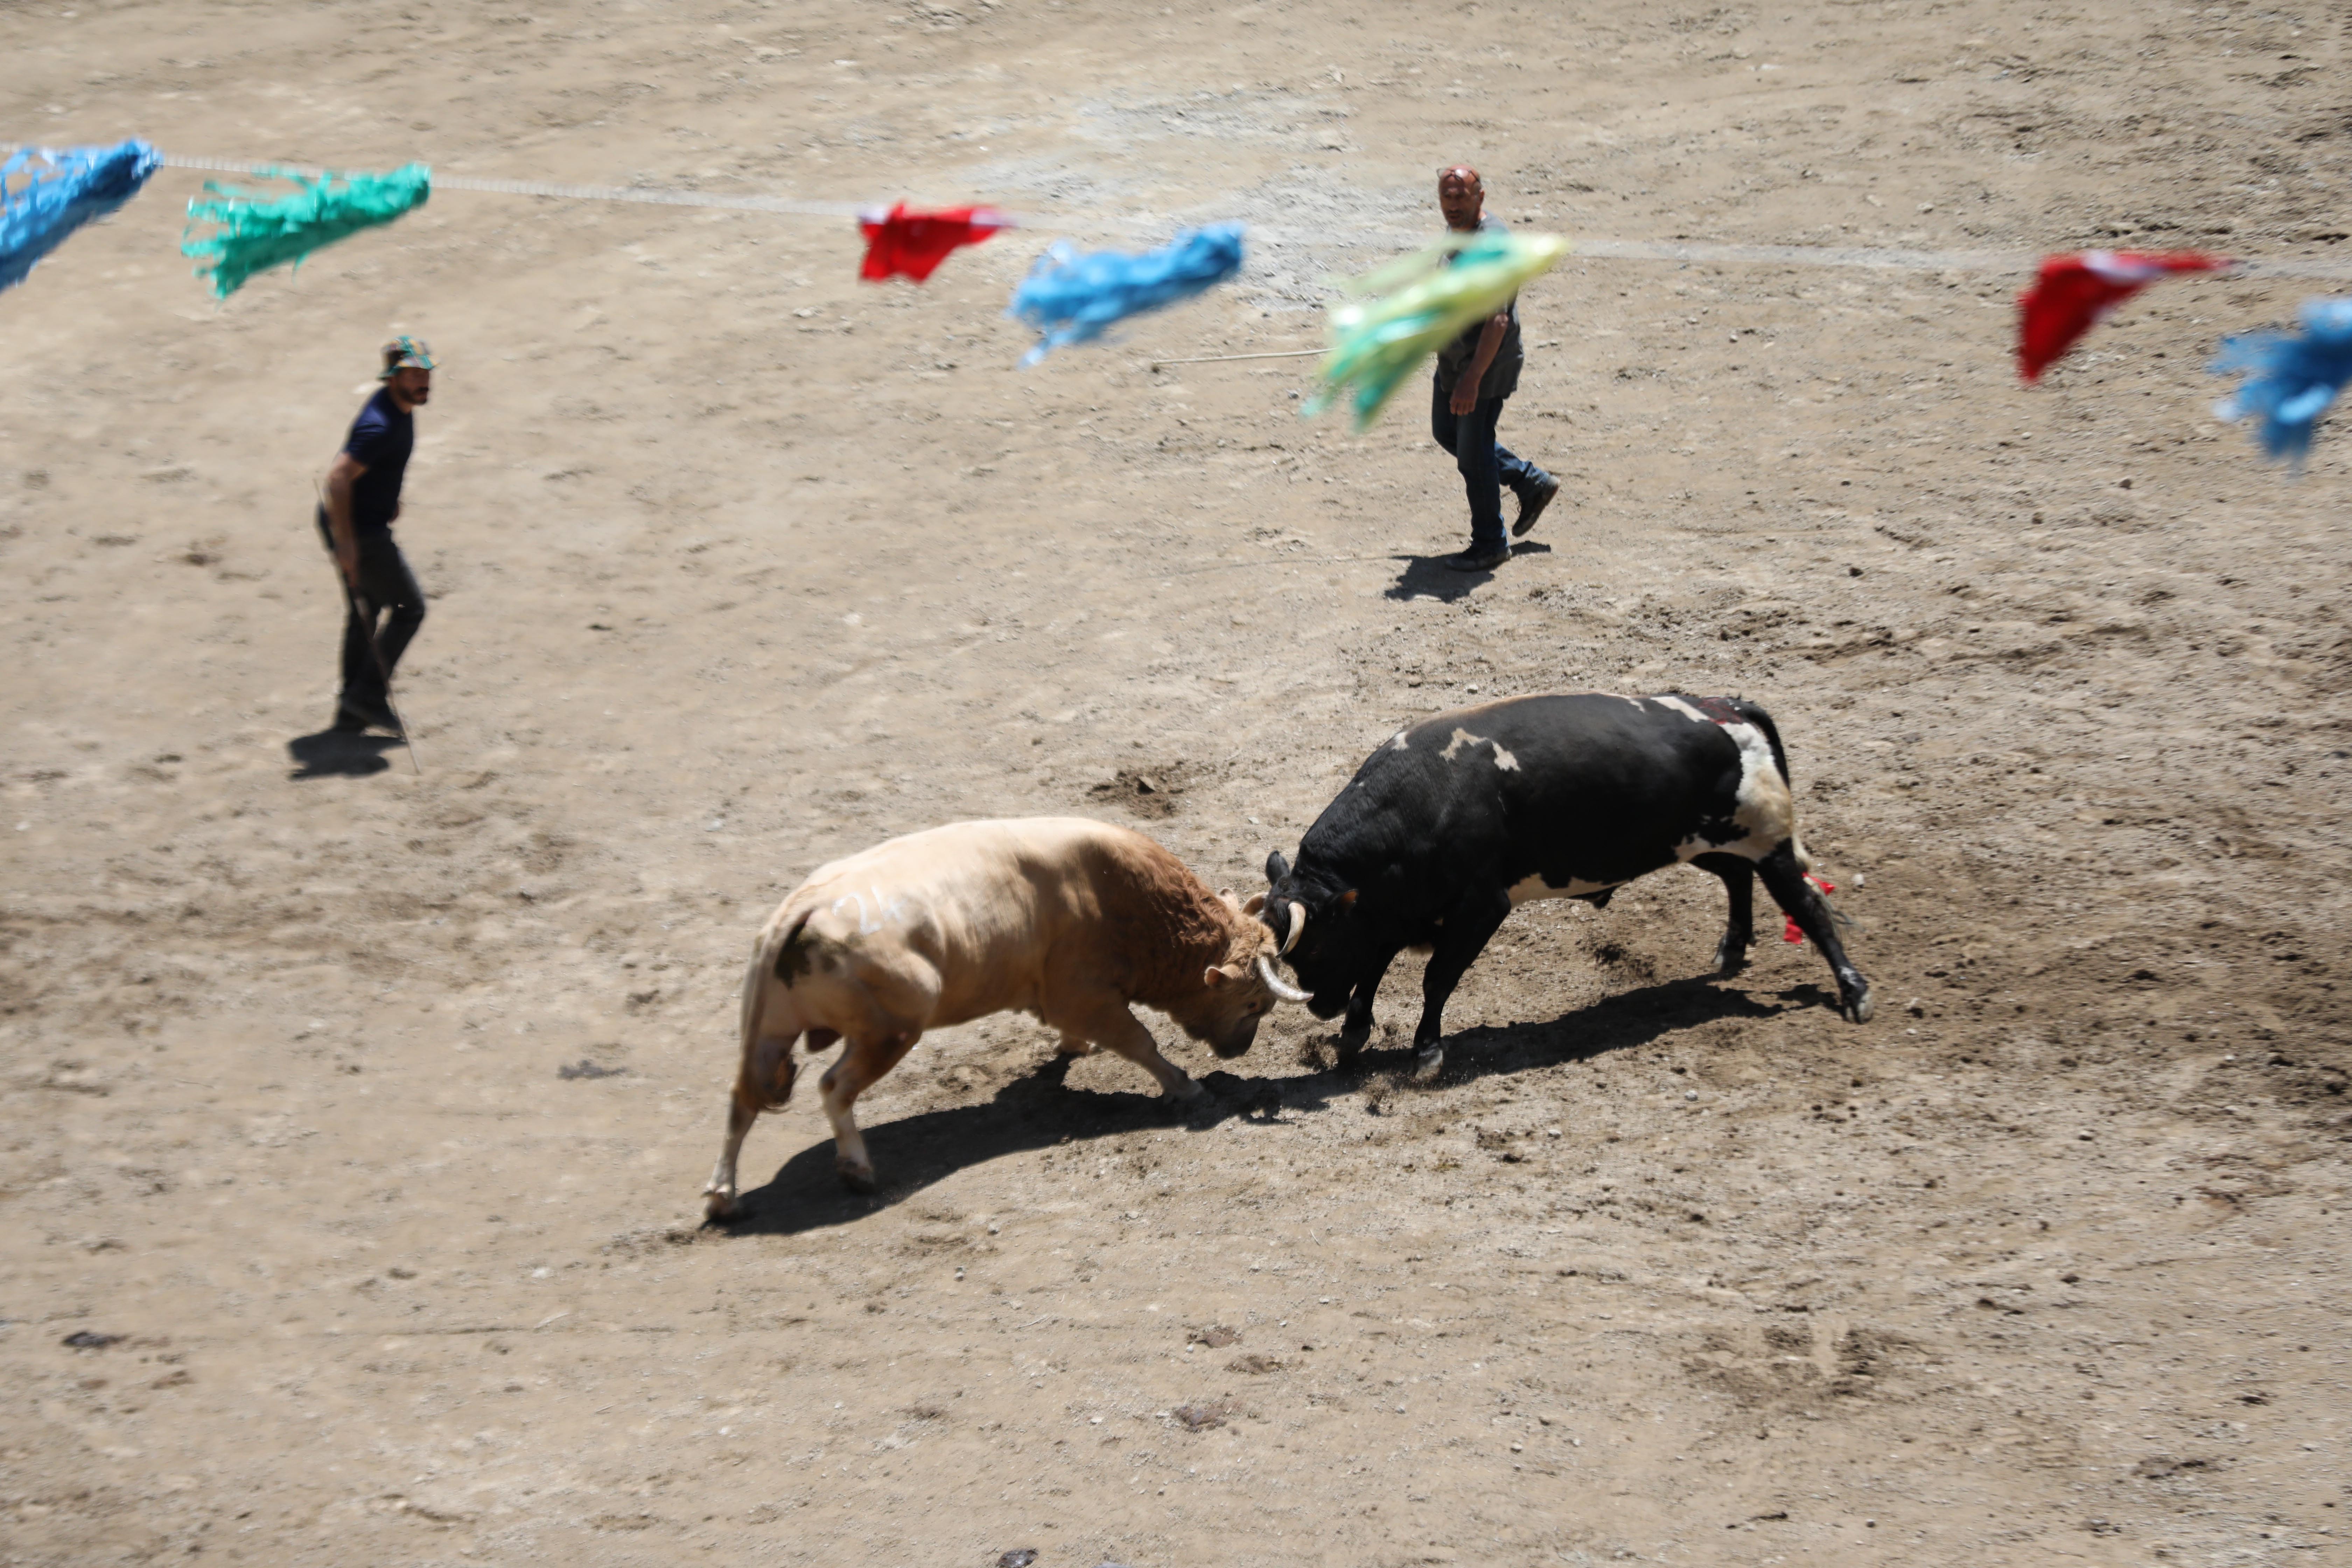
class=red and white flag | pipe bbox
[857,203,1009,283]
[2016,250,2229,382]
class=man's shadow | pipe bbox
[1384,541,1551,603]
[287,729,402,779]
[711,969,1801,1238]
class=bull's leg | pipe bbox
[1338,947,1402,1062]
[1754,843,1874,1023]
[1062,998,1206,1103]
[704,969,804,1220]
[818,1031,920,1193]
[1410,888,1513,1083]
[704,1086,762,1221]
[1692,852,1756,977]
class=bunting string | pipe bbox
[10,143,2351,280]
[6,139,2352,464]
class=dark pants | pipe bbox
[1432,376,1540,552]
[316,506,425,710]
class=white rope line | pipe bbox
[1576,235,2352,282]
[21,148,2351,282]
[1148,347,1326,366]
[162,153,885,221]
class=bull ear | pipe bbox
[1338,889,1359,908]
[1203,963,1246,988]
[1265,850,1290,885]
[1241,892,1266,916]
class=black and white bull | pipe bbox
[1258,693,1873,1081]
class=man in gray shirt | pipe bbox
[1431,165,1558,571]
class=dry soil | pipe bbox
[3,1,2349,1565]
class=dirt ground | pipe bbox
[5,1,2351,1564]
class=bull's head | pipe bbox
[1174,889,1313,1058]
[1257,850,1364,1021]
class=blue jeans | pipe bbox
[1432,376,1539,552]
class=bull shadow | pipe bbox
[1382,541,1551,604]
[1333,974,1819,1087]
[712,970,1803,1237]
[713,1058,1342,1238]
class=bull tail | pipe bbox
[1727,697,1792,791]
[1729,698,1813,873]
[738,913,818,1112]
[708,915,816,1218]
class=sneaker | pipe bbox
[1444,545,1510,572]
[1513,471,1561,537]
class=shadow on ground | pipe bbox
[1383,541,1551,603]
[287,730,404,779]
[714,968,1814,1237]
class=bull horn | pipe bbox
[1254,951,1311,1004]
[1281,901,1306,955]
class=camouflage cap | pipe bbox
[379,335,436,378]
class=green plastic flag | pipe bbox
[181,163,430,299]
[1305,229,1569,430]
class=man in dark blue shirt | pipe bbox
[1432,166,1559,572]
[318,337,433,734]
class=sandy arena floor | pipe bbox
[4,1,2349,1564]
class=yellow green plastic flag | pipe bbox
[1305,229,1569,430]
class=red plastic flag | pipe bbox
[857,203,1008,283]
[1783,875,1835,945]
[2016,250,2228,382]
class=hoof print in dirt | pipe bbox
[1170,1399,1236,1431]
[558,1058,626,1079]
[1086,761,1199,820]
[997,1551,1038,1568]
[1187,1324,1240,1349]
[61,1331,124,1350]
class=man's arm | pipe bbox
[1448,311,1512,416]
[323,451,367,589]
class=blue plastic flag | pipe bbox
[0,139,162,296]
[2212,297,2352,469]
[1008,224,1244,364]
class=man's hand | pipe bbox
[322,452,368,591]
[1451,310,1511,417]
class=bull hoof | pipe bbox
[1410,1046,1445,1085]
[836,1160,878,1195]
[1167,1077,1209,1104]
[1843,984,1875,1025]
[702,1185,738,1221]
[1713,943,1749,978]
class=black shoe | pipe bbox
[336,697,402,736]
[1513,471,1560,537]
[1444,546,1510,572]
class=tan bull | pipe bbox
[703,817,1308,1219]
